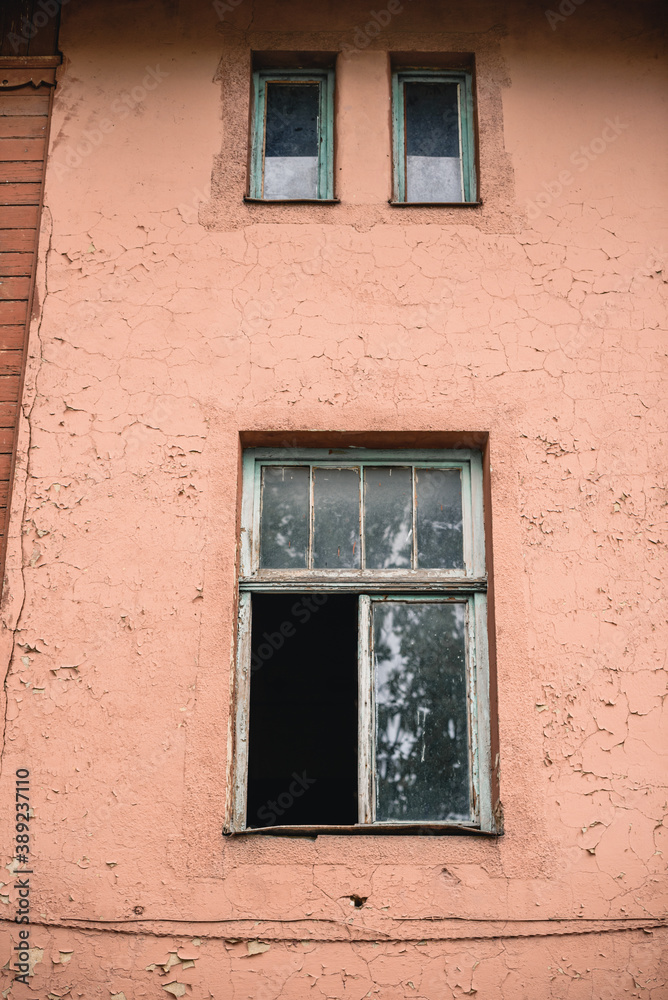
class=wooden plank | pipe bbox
[0,137,46,161]
[0,230,36,252]
[0,375,20,402]
[0,182,40,204]
[0,94,49,116]
[0,69,56,87]
[0,401,18,426]
[0,452,12,476]
[0,82,52,98]
[0,252,33,275]
[0,277,30,299]
[0,116,47,139]
[28,19,61,60]
[0,326,25,349]
[0,204,38,228]
[0,301,27,325]
[0,426,14,452]
[0,161,43,182]
[0,350,23,376]
[1,1,31,58]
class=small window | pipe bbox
[227,449,498,834]
[392,70,477,204]
[249,69,334,201]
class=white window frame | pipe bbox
[226,448,497,834]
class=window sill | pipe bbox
[225,823,499,837]
[389,200,483,207]
[243,197,340,204]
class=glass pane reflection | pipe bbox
[364,467,412,569]
[313,467,360,568]
[259,466,310,569]
[374,601,471,822]
[416,468,463,569]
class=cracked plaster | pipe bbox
[0,0,667,995]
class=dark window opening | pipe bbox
[247,593,358,828]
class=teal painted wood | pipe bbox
[242,448,486,577]
[249,70,265,199]
[236,447,495,832]
[391,70,477,204]
[460,72,477,202]
[366,593,480,828]
[470,450,486,579]
[249,69,334,200]
[391,72,404,203]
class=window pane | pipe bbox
[363,467,412,569]
[416,468,463,569]
[405,81,462,203]
[312,467,360,568]
[260,466,310,569]
[263,82,319,199]
[374,601,470,822]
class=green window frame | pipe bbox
[391,69,477,205]
[249,69,335,201]
[226,448,498,836]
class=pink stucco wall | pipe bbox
[1,0,667,996]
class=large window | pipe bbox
[226,449,496,834]
[391,70,477,204]
[248,69,335,201]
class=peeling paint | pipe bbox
[0,0,666,996]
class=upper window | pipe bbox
[249,69,334,201]
[227,449,497,835]
[392,70,477,204]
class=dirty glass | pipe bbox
[374,601,470,822]
[263,82,319,199]
[416,468,463,569]
[364,467,412,569]
[312,467,360,569]
[259,466,310,569]
[405,81,462,203]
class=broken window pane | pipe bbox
[247,593,358,827]
[374,601,470,822]
[312,467,361,568]
[363,467,412,569]
[259,466,310,569]
[405,81,462,203]
[263,82,319,199]
[416,468,463,569]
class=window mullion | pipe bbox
[359,464,365,570]
[358,594,373,824]
[411,465,418,570]
[308,464,314,569]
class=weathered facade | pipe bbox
[0,0,667,996]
